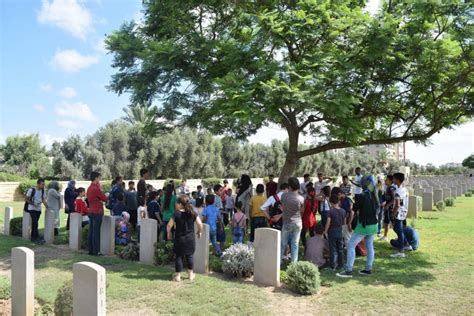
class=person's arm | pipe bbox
[299,198,305,216]
[195,216,203,239]
[347,203,354,232]
[260,196,274,220]
[167,218,175,240]
[324,217,331,237]
[350,179,361,187]
[392,196,401,215]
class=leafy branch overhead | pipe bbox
[106,1,473,177]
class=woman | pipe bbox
[167,195,203,282]
[160,183,177,241]
[64,180,78,230]
[337,175,379,278]
[86,171,108,256]
[236,174,253,225]
[47,181,62,236]
[301,187,318,246]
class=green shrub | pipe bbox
[435,201,446,211]
[119,243,140,261]
[286,261,320,295]
[154,241,175,265]
[209,256,223,273]
[54,280,73,316]
[201,178,222,189]
[9,217,22,236]
[100,181,112,193]
[221,243,254,278]
[280,270,288,284]
[445,197,455,207]
[18,180,38,194]
[40,303,54,315]
[81,225,89,250]
[165,179,182,188]
[0,172,28,182]
[0,276,10,300]
[465,192,472,197]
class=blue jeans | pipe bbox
[281,221,302,262]
[320,211,328,228]
[393,219,405,251]
[210,230,222,256]
[88,214,103,255]
[377,206,384,234]
[346,233,375,271]
[328,230,344,269]
[233,227,244,244]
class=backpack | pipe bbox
[269,194,283,230]
[23,187,45,212]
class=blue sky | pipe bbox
[0,0,472,166]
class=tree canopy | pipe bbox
[98,1,474,179]
[462,154,474,169]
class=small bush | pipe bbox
[465,192,472,197]
[280,270,288,284]
[209,256,223,273]
[100,181,112,193]
[435,201,446,211]
[0,276,11,300]
[286,261,320,295]
[119,243,139,261]
[154,241,175,265]
[221,243,254,278]
[0,172,28,182]
[40,303,54,315]
[81,225,89,250]
[201,178,222,189]
[9,217,22,236]
[54,280,73,316]
[18,180,38,194]
[445,197,455,207]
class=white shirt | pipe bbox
[26,188,45,212]
[314,180,331,194]
[137,206,147,226]
[395,185,409,220]
[300,181,309,195]
[261,192,284,210]
[353,174,363,195]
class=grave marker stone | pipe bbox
[100,215,115,256]
[139,218,158,264]
[44,209,55,244]
[422,192,433,211]
[73,262,106,316]
[254,228,280,287]
[194,223,210,274]
[69,213,82,251]
[433,189,444,203]
[4,207,13,235]
[12,247,34,316]
[22,211,31,240]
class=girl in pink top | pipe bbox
[232,201,247,244]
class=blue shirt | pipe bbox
[112,202,126,216]
[202,205,220,232]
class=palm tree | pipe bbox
[122,104,160,136]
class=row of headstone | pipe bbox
[11,247,106,316]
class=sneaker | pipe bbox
[336,270,353,278]
[379,236,388,241]
[390,252,406,258]
[359,270,372,276]
[188,271,195,281]
[172,274,181,282]
[404,245,413,251]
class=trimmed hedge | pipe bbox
[0,172,28,182]
[286,261,320,295]
[10,217,22,236]
[435,201,446,211]
[201,178,222,189]
[445,197,455,207]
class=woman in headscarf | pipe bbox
[64,180,78,230]
[236,174,253,225]
[47,181,62,236]
[337,175,378,278]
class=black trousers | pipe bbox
[30,211,41,240]
[175,254,194,272]
[328,232,344,269]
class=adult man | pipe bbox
[196,185,205,199]
[124,181,138,227]
[265,174,278,197]
[86,171,108,256]
[261,182,289,230]
[390,172,409,258]
[350,167,364,196]
[314,172,332,194]
[25,178,48,243]
[281,177,305,262]
[300,174,311,196]
[178,179,190,196]
[127,181,136,191]
[137,168,149,204]
[340,175,352,196]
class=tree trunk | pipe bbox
[278,155,298,185]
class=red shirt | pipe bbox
[86,182,107,214]
[75,198,88,215]
[303,198,318,229]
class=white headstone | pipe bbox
[414,188,425,197]
[451,186,458,197]
[4,207,13,235]
[433,189,444,203]
[139,218,158,264]
[69,213,82,251]
[443,188,451,199]
[100,215,115,256]
[194,223,210,274]
[408,196,420,218]
[422,192,433,211]
[73,262,106,316]
[44,209,55,244]
[254,228,280,287]
[12,247,34,316]
[22,211,31,240]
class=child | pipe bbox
[232,201,247,244]
[301,187,318,246]
[74,187,89,227]
[167,195,203,282]
[116,211,130,245]
[213,184,226,249]
[340,175,352,196]
[390,172,409,258]
[380,175,396,241]
[147,191,163,242]
[112,193,126,218]
[304,224,329,269]
[225,188,235,220]
[202,195,222,257]
[324,195,346,270]
[249,184,267,242]
[331,187,354,246]
[137,197,147,243]
[318,186,331,228]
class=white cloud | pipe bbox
[33,104,45,112]
[40,83,53,92]
[41,134,65,148]
[60,86,77,98]
[55,101,97,122]
[92,38,107,54]
[50,49,99,72]
[57,120,80,129]
[38,0,93,40]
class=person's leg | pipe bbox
[54,209,60,235]
[320,212,327,228]
[66,213,70,231]
[336,237,344,268]
[346,233,364,271]
[250,217,256,242]
[175,254,184,272]
[163,221,168,241]
[328,235,337,269]
[186,254,195,280]
[393,219,405,253]
[30,211,40,240]
[88,215,94,254]
[223,213,229,226]
[289,223,302,262]
[382,210,390,238]
[210,231,222,256]
[280,224,290,261]
[365,234,375,271]
[300,228,307,247]
[93,215,103,255]
[377,207,383,235]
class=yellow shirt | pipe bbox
[250,195,267,218]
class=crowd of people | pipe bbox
[23,167,420,281]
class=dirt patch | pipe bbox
[0,299,11,316]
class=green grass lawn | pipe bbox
[1,196,473,314]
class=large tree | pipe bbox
[107,0,473,180]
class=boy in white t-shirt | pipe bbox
[390,172,409,258]
[137,197,148,243]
